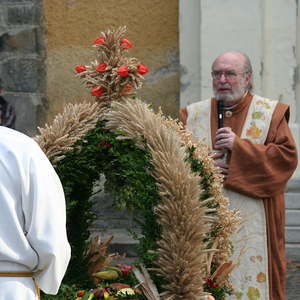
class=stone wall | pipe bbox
[89,176,140,260]
[0,0,46,135]
[43,0,180,123]
[285,179,300,261]
[41,0,180,255]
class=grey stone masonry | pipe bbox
[0,0,46,135]
[285,178,300,262]
[285,178,300,299]
[89,175,140,261]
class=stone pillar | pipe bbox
[0,0,46,135]
[179,0,201,107]
[260,0,299,177]
[294,1,300,178]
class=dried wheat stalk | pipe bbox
[104,98,215,300]
[160,115,241,271]
[34,26,241,297]
[34,101,106,165]
[133,265,160,300]
[76,26,146,103]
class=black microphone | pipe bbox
[217,99,224,129]
[216,99,228,162]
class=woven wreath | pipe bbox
[35,27,240,300]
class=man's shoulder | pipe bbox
[252,94,288,106]
[252,94,290,122]
[0,126,38,153]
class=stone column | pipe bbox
[0,0,46,135]
[294,1,300,178]
[260,0,299,177]
[179,0,201,107]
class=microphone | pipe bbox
[216,99,228,163]
[217,99,224,129]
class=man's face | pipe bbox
[212,54,251,102]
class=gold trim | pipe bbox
[0,272,40,300]
[0,272,34,277]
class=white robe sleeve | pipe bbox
[21,141,71,294]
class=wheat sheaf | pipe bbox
[35,27,240,300]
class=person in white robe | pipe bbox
[0,126,71,299]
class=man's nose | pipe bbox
[219,73,227,83]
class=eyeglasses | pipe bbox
[211,71,246,80]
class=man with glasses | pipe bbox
[180,51,297,300]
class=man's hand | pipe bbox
[214,160,229,177]
[211,151,229,178]
[214,127,236,151]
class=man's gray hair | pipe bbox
[241,53,253,92]
[212,51,254,92]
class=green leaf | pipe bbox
[252,111,263,119]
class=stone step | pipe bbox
[286,243,300,262]
[284,178,300,267]
[285,193,300,209]
[286,261,300,300]
[286,178,300,193]
[286,209,300,226]
[285,226,300,243]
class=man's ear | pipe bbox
[246,72,252,83]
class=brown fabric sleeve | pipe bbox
[224,103,298,198]
[179,107,188,126]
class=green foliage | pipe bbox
[204,278,233,300]
[115,293,145,300]
[185,146,215,201]
[54,121,161,288]
[186,147,232,300]
[41,284,78,300]
[186,146,231,249]
[46,121,230,299]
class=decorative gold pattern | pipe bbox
[242,95,277,144]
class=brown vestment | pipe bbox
[180,93,298,300]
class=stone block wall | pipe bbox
[43,0,179,123]
[285,179,300,262]
[89,176,140,259]
[0,0,46,135]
